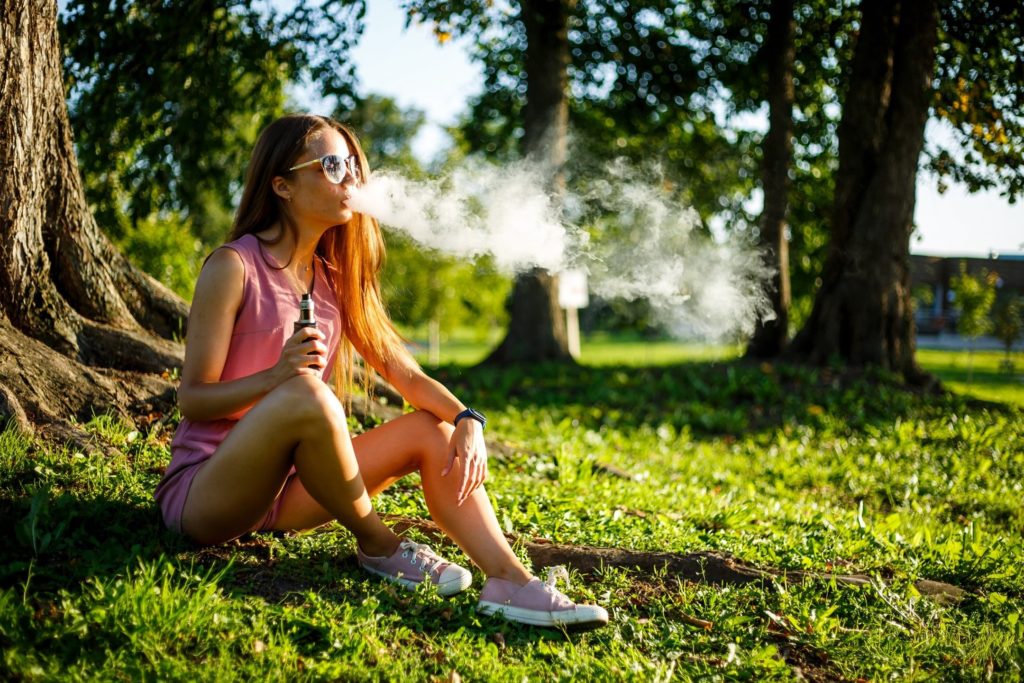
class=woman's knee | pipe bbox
[270,375,345,427]
[408,410,453,465]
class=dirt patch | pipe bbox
[774,639,850,683]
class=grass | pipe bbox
[916,348,1024,406]
[1,344,1023,680]
[411,331,1024,407]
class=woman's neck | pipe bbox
[260,223,322,271]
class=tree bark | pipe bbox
[0,0,187,432]
[483,0,574,364]
[787,0,938,384]
[745,0,795,359]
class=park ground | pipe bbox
[1,341,1022,680]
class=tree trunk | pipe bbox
[787,0,938,384]
[483,0,574,364]
[745,0,795,359]
[0,0,188,432]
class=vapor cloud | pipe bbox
[348,158,775,340]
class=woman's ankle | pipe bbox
[356,531,402,558]
[486,565,533,586]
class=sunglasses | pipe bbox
[288,153,362,185]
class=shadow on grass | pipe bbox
[431,358,1017,439]
[0,490,572,647]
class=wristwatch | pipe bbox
[454,407,487,429]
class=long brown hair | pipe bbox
[230,113,408,400]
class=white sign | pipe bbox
[558,270,589,309]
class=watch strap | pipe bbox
[454,407,487,429]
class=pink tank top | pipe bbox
[156,233,343,487]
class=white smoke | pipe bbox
[349,159,572,272]
[348,157,775,341]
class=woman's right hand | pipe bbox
[268,327,327,387]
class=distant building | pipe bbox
[910,252,1024,334]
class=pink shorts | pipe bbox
[156,461,298,538]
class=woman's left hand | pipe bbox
[441,418,488,506]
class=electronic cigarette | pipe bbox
[294,293,320,369]
[293,293,317,334]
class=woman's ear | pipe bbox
[271,176,292,202]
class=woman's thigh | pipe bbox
[180,378,328,543]
[269,410,452,532]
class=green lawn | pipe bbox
[1,345,1022,680]
[412,332,1024,407]
[916,348,1024,406]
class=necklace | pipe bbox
[256,238,316,295]
[299,257,316,294]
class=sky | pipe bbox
[347,2,1023,258]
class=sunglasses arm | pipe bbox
[287,159,320,172]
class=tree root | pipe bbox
[0,319,176,429]
[385,515,966,604]
[353,366,405,407]
[0,382,31,433]
[76,321,183,373]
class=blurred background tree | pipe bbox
[788,0,1023,383]
[341,94,511,360]
[60,0,366,299]
[407,0,852,354]
[950,263,997,381]
[57,0,1024,377]
[990,293,1022,373]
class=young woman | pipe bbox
[154,114,607,628]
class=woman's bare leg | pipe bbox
[270,410,532,584]
[180,374,399,556]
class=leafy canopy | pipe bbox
[60,0,367,244]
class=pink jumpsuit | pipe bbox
[154,233,342,534]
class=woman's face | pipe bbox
[281,126,357,230]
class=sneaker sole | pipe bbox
[477,601,609,628]
[362,565,472,597]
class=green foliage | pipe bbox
[59,0,366,263]
[2,351,1023,680]
[930,1,1024,200]
[991,294,1023,363]
[951,263,997,340]
[383,233,511,339]
[340,93,429,175]
[115,212,205,300]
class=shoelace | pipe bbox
[543,565,571,593]
[401,541,445,575]
[541,566,576,609]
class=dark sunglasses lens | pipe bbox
[320,155,344,183]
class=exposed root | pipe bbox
[385,515,966,604]
[0,319,177,428]
[0,381,31,433]
[76,321,183,373]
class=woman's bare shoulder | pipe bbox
[192,246,245,304]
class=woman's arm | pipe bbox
[177,248,327,422]
[379,351,467,423]
[368,347,488,505]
